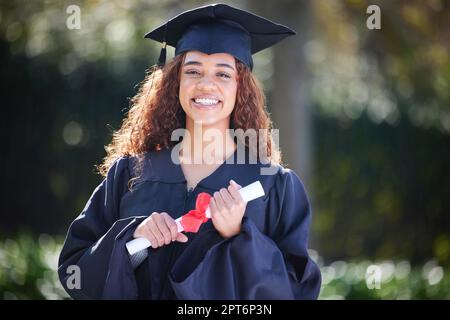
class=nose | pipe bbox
[196,75,217,91]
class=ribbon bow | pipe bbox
[180,192,212,233]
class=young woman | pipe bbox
[58,3,321,300]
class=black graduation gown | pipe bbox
[58,146,321,299]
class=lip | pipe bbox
[190,95,222,110]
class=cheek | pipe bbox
[178,80,191,106]
[225,84,238,110]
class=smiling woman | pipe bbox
[58,3,321,300]
[179,51,238,128]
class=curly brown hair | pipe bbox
[97,52,281,178]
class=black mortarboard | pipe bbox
[144,3,296,70]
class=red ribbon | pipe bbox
[180,192,212,233]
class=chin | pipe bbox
[192,117,223,126]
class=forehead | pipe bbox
[183,51,236,67]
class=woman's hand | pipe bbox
[133,212,188,249]
[210,180,247,239]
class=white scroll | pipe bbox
[126,181,265,255]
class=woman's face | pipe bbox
[179,51,238,127]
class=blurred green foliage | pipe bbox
[0,234,68,299]
[314,254,450,300]
[1,234,448,300]
[311,116,450,266]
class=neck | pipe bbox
[180,118,236,165]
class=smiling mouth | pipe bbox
[191,97,222,109]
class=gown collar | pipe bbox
[139,144,271,191]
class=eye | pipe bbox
[217,72,231,79]
[184,69,201,76]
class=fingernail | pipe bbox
[230,179,241,188]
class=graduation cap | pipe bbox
[144,3,296,70]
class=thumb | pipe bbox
[230,179,242,189]
[176,232,188,243]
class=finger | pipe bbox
[213,191,226,212]
[220,188,234,209]
[209,198,223,219]
[134,222,152,244]
[147,225,164,248]
[162,213,179,241]
[230,179,242,189]
[209,197,218,216]
[143,224,159,249]
[176,233,188,243]
[147,216,165,247]
[153,213,172,245]
[228,183,245,203]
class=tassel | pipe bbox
[157,41,167,67]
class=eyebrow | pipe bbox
[183,60,235,71]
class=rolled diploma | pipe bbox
[126,180,265,255]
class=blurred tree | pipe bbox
[248,0,314,190]
[306,0,450,264]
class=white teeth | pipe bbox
[194,98,219,105]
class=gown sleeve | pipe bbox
[58,157,146,299]
[169,169,322,299]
